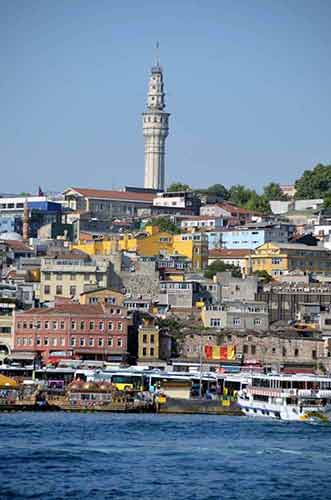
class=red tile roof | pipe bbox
[67,187,155,203]
[217,202,261,216]
[209,249,250,258]
[1,240,33,252]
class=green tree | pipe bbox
[263,182,288,201]
[252,270,272,283]
[322,194,331,209]
[204,261,242,280]
[205,183,229,200]
[167,182,191,192]
[146,217,180,234]
[228,185,253,206]
[294,163,331,199]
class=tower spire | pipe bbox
[155,41,160,67]
[142,51,170,191]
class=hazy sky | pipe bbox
[1,0,331,194]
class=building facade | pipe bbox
[201,301,269,330]
[39,256,112,303]
[14,302,130,362]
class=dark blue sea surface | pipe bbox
[0,412,330,500]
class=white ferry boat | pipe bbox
[237,373,331,422]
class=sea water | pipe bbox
[0,412,330,500]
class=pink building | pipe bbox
[13,302,132,363]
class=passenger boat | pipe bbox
[237,373,331,422]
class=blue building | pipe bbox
[220,223,291,250]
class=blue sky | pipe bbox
[1,0,331,194]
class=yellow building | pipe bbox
[79,288,125,306]
[249,242,331,277]
[39,257,112,303]
[72,226,208,270]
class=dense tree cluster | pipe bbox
[294,164,331,200]
[167,163,331,214]
[204,261,242,279]
[145,217,180,234]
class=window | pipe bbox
[35,321,41,329]
[23,322,27,329]
[233,318,241,326]
[108,337,113,347]
[89,297,98,304]
[71,321,76,330]
[99,321,104,331]
[143,334,147,343]
[98,338,104,347]
[60,321,65,330]
[44,337,49,346]
[80,321,85,330]
[243,344,248,354]
[44,321,49,329]
[88,338,94,347]
[108,321,113,331]
[51,337,57,346]
[150,334,154,344]
[312,350,317,359]
[89,321,95,331]
[70,337,76,346]
[70,286,76,296]
[44,272,51,281]
[56,285,63,295]
[254,319,261,326]
[271,258,282,265]
[44,285,50,295]
[143,347,147,356]
[56,273,63,281]
[118,322,123,331]
[294,348,299,357]
[80,338,85,347]
[105,297,116,304]
[251,345,256,355]
[117,338,123,348]
[36,337,41,346]
[211,318,221,328]
[150,347,155,356]
[52,321,57,330]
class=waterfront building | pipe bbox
[138,320,172,366]
[142,56,170,191]
[13,302,131,362]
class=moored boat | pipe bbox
[238,373,331,422]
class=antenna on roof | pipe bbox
[156,41,160,66]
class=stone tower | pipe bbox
[143,53,170,191]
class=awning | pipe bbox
[0,374,18,389]
[10,352,37,361]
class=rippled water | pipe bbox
[0,412,330,500]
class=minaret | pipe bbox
[22,199,29,242]
[143,46,170,191]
